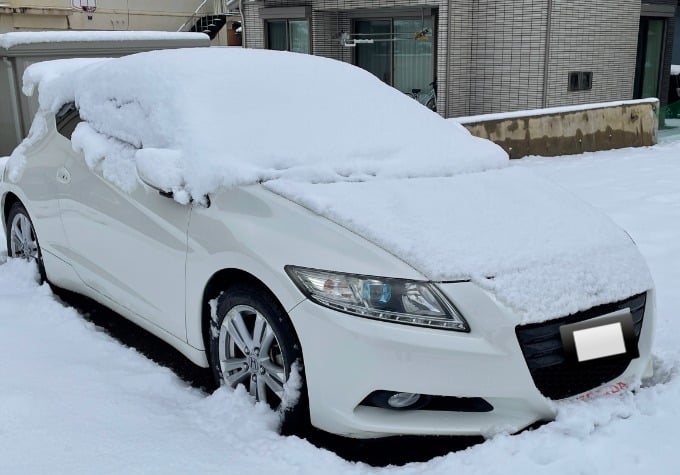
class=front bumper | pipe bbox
[288,282,655,439]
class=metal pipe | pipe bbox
[178,0,209,32]
[542,0,553,108]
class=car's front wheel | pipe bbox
[209,284,309,434]
[6,201,46,282]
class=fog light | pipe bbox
[387,392,422,408]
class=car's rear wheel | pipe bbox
[6,201,46,282]
[209,284,309,434]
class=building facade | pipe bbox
[242,0,679,118]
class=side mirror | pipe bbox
[135,148,183,197]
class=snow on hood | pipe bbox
[266,168,653,324]
[8,48,507,199]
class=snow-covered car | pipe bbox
[0,48,655,439]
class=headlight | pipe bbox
[285,266,469,332]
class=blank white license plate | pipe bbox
[572,322,626,362]
[559,310,637,363]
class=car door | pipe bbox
[57,115,190,340]
[11,114,70,262]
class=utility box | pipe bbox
[0,31,210,156]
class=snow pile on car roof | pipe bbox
[9,47,507,200]
[267,168,653,323]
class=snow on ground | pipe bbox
[660,118,680,143]
[1,140,680,474]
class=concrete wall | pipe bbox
[458,100,659,159]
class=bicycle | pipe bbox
[406,80,437,112]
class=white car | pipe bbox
[1,48,654,439]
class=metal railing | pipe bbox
[177,0,217,32]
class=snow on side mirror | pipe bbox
[135,148,188,202]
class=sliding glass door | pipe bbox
[634,17,666,99]
[354,16,434,96]
[355,20,392,84]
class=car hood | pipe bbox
[265,167,653,324]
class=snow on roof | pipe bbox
[0,31,208,49]
[11,47,507,201]
[267,168,653,323]
[672,65,680,76]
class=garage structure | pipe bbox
[0,31,209,156]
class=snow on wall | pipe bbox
[451,98,660,125]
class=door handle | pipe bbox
[56,168,71,184]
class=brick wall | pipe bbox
[243,1,265,48]
[243,0,655,117]
[545,0,640,108]
[467,0,547,115]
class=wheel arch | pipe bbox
[200,267,301,362]
[2,192,21,228]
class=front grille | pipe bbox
[515,293,646,400]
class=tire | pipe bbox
[6,201,47,282]
[209,284,309,435]
[426,97,437,112]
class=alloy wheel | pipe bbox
[218,304,287,407]
[9,213,39,261]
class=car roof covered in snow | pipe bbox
[15,47,507,200]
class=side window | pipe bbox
[262,7,311,54]
[56,102,83,140]
[266,19,310,54]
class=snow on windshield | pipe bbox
[8,47,507,201]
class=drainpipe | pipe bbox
[3,57,24,146]
[542,0,553,108]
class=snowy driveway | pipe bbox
[1,141,680,474]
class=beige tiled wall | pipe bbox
[244,0,643,118]
[545,0,640,108]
